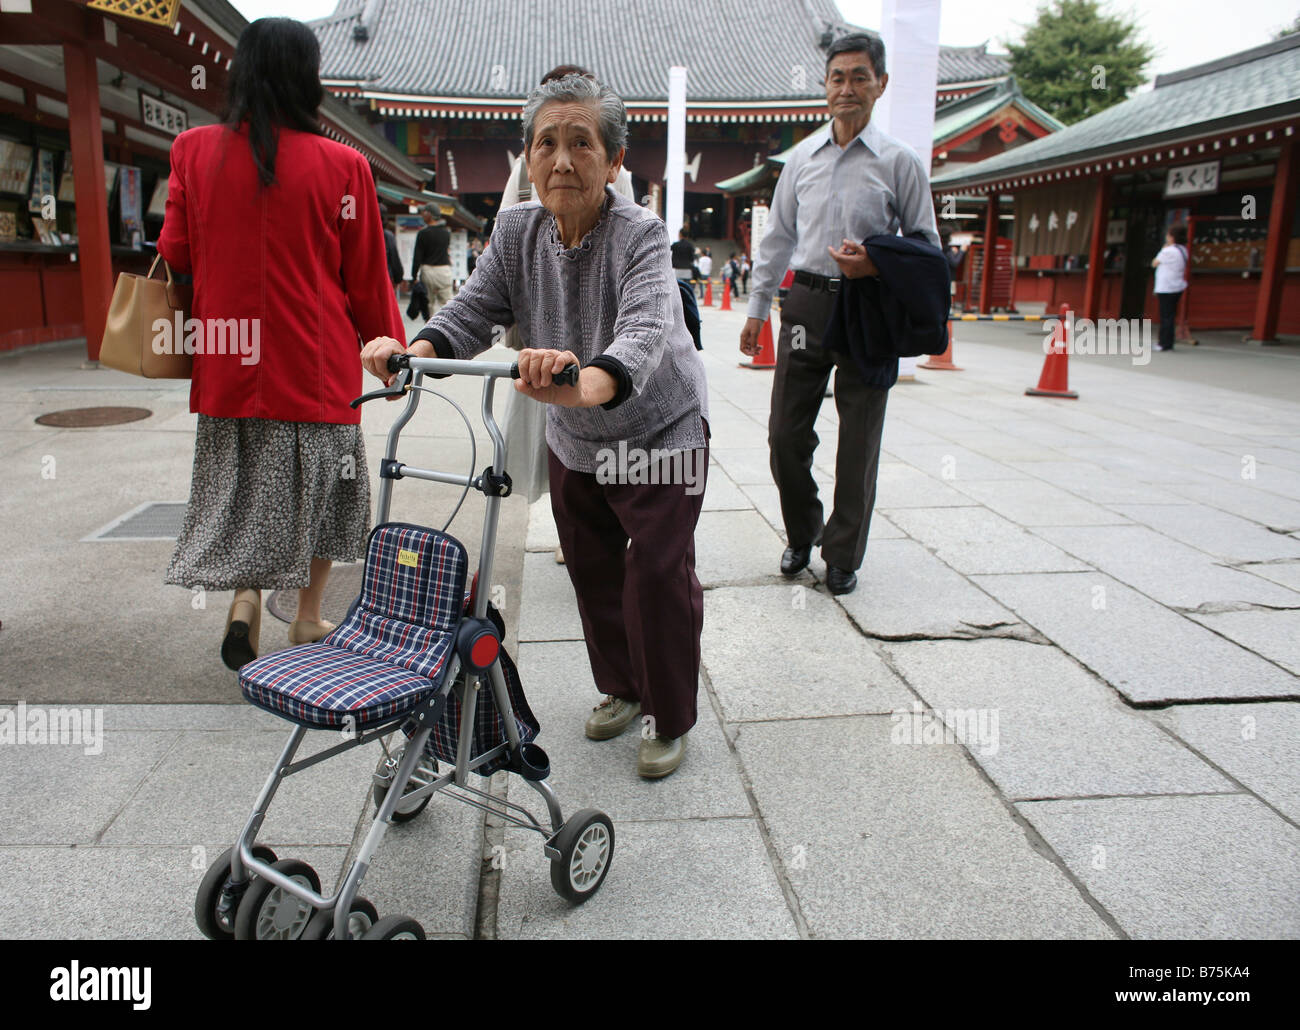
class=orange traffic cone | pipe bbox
[919,321,962,370]
[704,278,713,307]
[740,318,776,370]
[720,282,732,310]
[1026,303,1078,399]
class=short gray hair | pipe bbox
[521,74,627,161]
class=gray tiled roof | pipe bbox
[932,33,1300,191]
[312,0,1008,102]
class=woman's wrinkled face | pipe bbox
[526,101,623,223]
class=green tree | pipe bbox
[1275,12,1300,37]
[1005,0,1154,124]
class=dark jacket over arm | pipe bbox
[822,234,951,389]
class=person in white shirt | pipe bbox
[697,249,712,298]
[1150,223,1189,351]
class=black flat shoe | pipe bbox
[826,566,858,595]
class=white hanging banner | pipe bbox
[665,66,687,236]
[878,0,942,379]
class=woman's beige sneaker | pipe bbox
[584,696,641,740]
[637,733,685,779]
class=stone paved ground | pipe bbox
[1,303,1296,939]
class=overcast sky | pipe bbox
[232,0,1298,81]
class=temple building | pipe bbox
[309,0,1030,242]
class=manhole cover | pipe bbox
[85,502,188,541]
[36,406,152,427]
[267,564,364,625]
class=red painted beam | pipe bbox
[63,41,115,363]
[979,192,997,314]
[1251,138,1297,342]
[1082,175,1110,321]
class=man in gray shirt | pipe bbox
[739,32,939,596]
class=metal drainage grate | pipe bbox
[84,502,188,542]
[267,564,363,625]
[36,406,152,428]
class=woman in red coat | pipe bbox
[158,18,403,670]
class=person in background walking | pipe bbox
[1151,223,1189,352]
[411,204,453,317]
[740,253,750,294]
[697,247,712,299]
[672,227,695,283]
[727,252,741,298]
[384,217,403,307]
[158,17,402,669]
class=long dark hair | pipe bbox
[222,18,325,186]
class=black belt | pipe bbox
[793,270,841,293]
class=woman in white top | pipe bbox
[1150,223,1189,351]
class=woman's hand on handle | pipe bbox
[361,336,408,386]
[514,348,615,408]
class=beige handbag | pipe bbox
[99,254,193,378]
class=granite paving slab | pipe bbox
[884,638,1235,800]
[838,538,1034,641]
[1154,702,1300,824]
[1109,503,1300,563]
[972,572,1300,704]
[886,507,1091,575]
[701,586,912,721]
[954,479,1130,527]
[694,509,788,587]
[1033,525,1300,610]
[1008,461,1186,506]
[1015,795,1300,938]
[874,463,980,508]
[734,716,1115,938]
[494,818,798,939]
[1187,609,1300,676]
[511,641,752,823]
[517,550,583,642]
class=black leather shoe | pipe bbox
[781,528,823,577]
[781,544,812,576]
[826,566,858,595]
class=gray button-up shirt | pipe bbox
[747,120,940,321]
[424,188,709,474]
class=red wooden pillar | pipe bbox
[1082,175,1110,322]
[1251,138,1298,342]
[64,41,114,362]
[978,190,997,314]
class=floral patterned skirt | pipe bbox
[165,415,370,591]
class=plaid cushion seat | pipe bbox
[240,523,469,729]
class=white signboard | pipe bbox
[139,92,188,137]
[1164,161,1220,198]
[449,229,468,281]
[395,214,422,281]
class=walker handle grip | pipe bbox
[510,362,580,387]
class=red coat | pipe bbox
[157,124,404,424]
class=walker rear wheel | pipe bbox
[300,896,379,940]
[194,844,278,940]
[362,915,426,940]
[233,858,320,940]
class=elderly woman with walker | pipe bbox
[362,74,708,779]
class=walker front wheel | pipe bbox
[549,809,614,904]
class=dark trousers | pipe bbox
[548,433,708,740]
[768,283,888,571]
[1156,291,1180,350]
